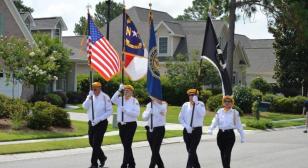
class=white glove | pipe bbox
[118,84,124,92]
[88,90,94,97]
[185,126,193,134]
[193,95,198,104]
[121,107,126,113]
[207,130,213,135]
[240,137,245,143]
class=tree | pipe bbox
[74,1,123,35]
[13,0,34,13]
[0,34,71,94]
[269,0,308,96]
[0,36,31,84]
[250,76,272,94]
[176,0,275,83]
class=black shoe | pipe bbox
[88,165,98,168]
[99,157,107,168]
[304,130,308,133]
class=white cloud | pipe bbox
[23,0,272,39]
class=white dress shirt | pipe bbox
[209,108,245,141]
[142,101,167,128]
[111,91,140,123]
[179,101,206,129]
[82,91,113,126]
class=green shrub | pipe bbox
[53,91,67,107]
[27,109,52,130]
[66,91,87,104]
[44,93,63,107]
[27,101,54,130]
[0,94,10,118]
[8,99,30,130]
[250,77,272,94]
[246,119,273,130]
[251,89,263,101]
[199,90,213,104]
[48,106,71,128]
[206,94,223,111]
[233,86,254,114]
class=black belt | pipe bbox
[219,129,234,132]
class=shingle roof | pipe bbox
[174,20,226,56]
[245,48,275,75]
[32,17,67,30]
[235,34,252,48]
[162,21,185,36]
[62,36,87,62]
[250,39,274,48]
[100,6,175,54]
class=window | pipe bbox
[159,37,168,54]
[56,78,66,91]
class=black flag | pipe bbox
[201,16,232,95]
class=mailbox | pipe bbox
[259,101,271,112]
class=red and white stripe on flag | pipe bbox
[87,36,120,81]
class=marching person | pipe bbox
[111,84,140,168]
[303,100,308,133]
[82,82,113,168]
[179,89,206,168]
[142,97,168,168]
[208,95,245,168]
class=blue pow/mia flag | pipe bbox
[147,11,162,100]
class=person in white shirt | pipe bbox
[142,97,167,168]
[208,95,245,168]
[82,82,113,168]
[111,84,140,168]
[179,89,206,168]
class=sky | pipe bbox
[23,0,273,39]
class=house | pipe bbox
[103,7,249,85]
[0,0,73,99]
[234,36,276,85]
[63,6,250,91]
[0,0,35,99]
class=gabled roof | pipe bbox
[235,34,252,48]
[32,17,68,31]
[62,36,87,62]
[20,12,36,27]
[155,21,185,37]
[2,0,35,46]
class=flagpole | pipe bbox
[149,2,153,131]
[87,5,95,122]
[106,0,111,40]
[121,0,126,123]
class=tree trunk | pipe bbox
[227,0,236,85]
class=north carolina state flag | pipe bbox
[124,13,148,81]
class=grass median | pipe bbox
[0,129,183,155]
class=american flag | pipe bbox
[87,14,120,81]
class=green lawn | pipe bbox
[0,130,183,155]
[0,121,117,142]
[65,104,305,129]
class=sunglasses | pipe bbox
[188,94,195,96]
[224,100,232,103]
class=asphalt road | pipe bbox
[1,128,308,168]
